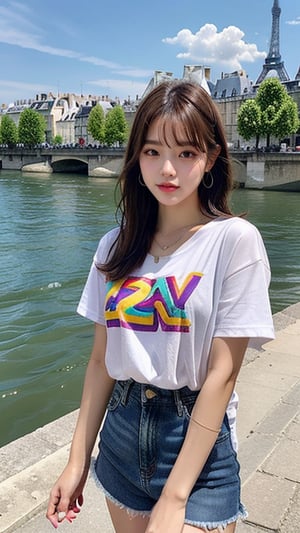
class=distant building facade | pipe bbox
[0,93,117,145]
[74,98,113,146]
[141,65,212,99]
[212,70,253,99]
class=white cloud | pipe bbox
[0,2,152,104]
[0,4,38,34]
[78,55,121,69]
[286,17,300,25]
[0,3,128,71]
[113,68,154,78]
[163,24,266,71]
[0,17,120,68]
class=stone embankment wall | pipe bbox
[0,148,299,189]
[232,151,300,191]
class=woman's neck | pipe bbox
[156,205,210,235]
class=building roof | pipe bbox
[212,71,253,99]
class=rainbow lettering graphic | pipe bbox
[105,273,203,332]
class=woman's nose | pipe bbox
[160,158,176,177]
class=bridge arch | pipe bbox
[51,156,88,174]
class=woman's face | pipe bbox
[139,118,213,209]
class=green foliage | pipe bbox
[237,78,299,147]
[257,79,288,141]
[0,114,18,146]
[237,99,261,147]
[104,106,128,146]
[18,108,46,147]
[260,104,276,139]
[273,97,299,140]
[87,104,105,143]
[52,134,63,145]
[256,78,288,112]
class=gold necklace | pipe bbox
[153,224,196,264]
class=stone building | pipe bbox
[0,92,117,145]
[74,99,113,146]
[212,70,253,99]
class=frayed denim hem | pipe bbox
[91,459,248,528]
[91,458,151,519]
[184,503,248,531]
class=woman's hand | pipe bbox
[46,463,88,528]
[145,493,186,533]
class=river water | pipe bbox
[1,170,299,447]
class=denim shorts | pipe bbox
[94,379,247,531]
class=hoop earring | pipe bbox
[203,172,214,189]
[138,173,146,187]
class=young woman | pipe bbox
[46,81,274,532]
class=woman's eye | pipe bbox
[180,151,195,158]
[144,148,159,156]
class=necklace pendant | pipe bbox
[162,245,168,250]
[154,256,159,264]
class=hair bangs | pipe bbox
[153,109,209,153]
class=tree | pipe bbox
[256,78,285,146]
[237,99,261,149]
[0,114,18,147]
[256,78,299,146]
[104,106,128,146]
[18,108,46,147]
[273,97,299,141]
[256,78,287,111]
[87,104,105,144]
[52,134,63,145]
[237,78,299,148]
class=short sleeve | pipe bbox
[76,228,119,325]
[77,259,107,324]
[214,221,275,349]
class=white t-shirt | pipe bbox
[77,217,275,449]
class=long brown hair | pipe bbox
[100,80,233,281]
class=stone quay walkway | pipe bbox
[0,302,300,533]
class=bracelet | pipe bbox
[190,417,221,433]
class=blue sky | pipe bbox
[0,0,299,105]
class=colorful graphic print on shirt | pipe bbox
[105,273,203,332]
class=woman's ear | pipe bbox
[205,144,221,172]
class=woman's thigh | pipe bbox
[106,499,236,533]
[106,499,149,533]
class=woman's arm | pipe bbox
[68,323,115,469]
[146,336,249,533]
[46,323,115,528]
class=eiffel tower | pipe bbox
[256,0,290,84]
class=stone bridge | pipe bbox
[0,147,299,190]
[0,146,125,177]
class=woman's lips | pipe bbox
[157,183,179,192]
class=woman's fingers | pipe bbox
[47,510,58,529]
[46,489,84,527]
